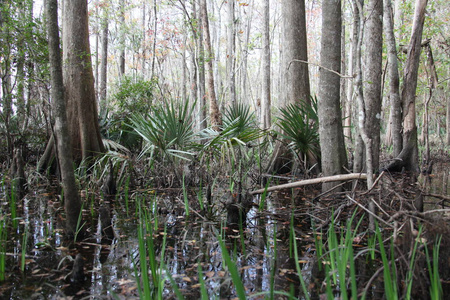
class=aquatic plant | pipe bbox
[218,234,246,299]
[0,218,6,281]
[425,235,443,299]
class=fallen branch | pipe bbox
[251,173,367,195]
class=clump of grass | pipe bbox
[134,197,169,299]
[0,218,7,281]
[425,235,443,299]
[218,234,246,299]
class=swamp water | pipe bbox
[1,161,449,299]
[0,185,318,299]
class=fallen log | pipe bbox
[250,173,368,195]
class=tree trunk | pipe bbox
[260,0,271,130]
[99,6,108,111]
[318,0,348,192]
[384,0,402,157]
[363,0,383,171]
[200,0,222,130]
[282,0,310,105]
[119,0,126,76]
[62,0,104,163]
[46,0,83,239]
[226,0,236,105]
[401,0,428,172]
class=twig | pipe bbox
[288,59,354,79]
[346,195,393,228]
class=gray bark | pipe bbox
[363,0,383,171]
[260,0,271,129]
[401,0,428,172]
[46,0,82,238]
[99,9,108,110]
[318,0,348,192]
[384,0,402,157]
[282,0,310,105]
[200,0,222,129]
[226,0,236,104]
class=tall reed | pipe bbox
[0,218,6,281]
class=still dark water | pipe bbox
[1,162,449,299]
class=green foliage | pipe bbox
[111,76,156,114]
[200,102,264,162]
[277,98,320,167]
[130,99,197,162]
[101,76,157,151]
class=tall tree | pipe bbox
[200,0,222,129]
[260,0,271,129]
[384,0,402,157]
[268,0,311,174]
[400,0,428,172]
[99,3,109,110]
[62,0,104,162]
[226,0,236,104]
[281,0,310,105]
[46,0,83,238]
[318,0,347,191]
[363,0,383,171]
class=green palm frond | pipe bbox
[129,100,197,161]
[277,97,320,162]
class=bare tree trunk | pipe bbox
[99,6,108,110]
[226,0,236,104]
[401,0,428,172]
[318,0,348,192]
[200,0,222,130]
[46,0,83,239]
[363,0,383,171]
[119,0,126,76]
[260,0,271,129]
[62,0,104,163]
[282,0,310,105]
[384,0,402,157]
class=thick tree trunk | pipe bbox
[282,0,310,105]
[62,0,104,163]
[200,0,222,130]
[384,0,403,157]
[260,0,271,130]
[363,0,383,171]
[46,0,83,239]
[318,0,348,192]
[401,0,428,172]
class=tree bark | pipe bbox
[282,0,310,105]
[119,0,126,76]
[226,0,236,105]
[260,0,271,130]
[401,0,428,172]
[318,0,348,192]
[200,0,222,130]
[99,6,108,111]
[62,0,104,163]
[363,0,383,171]
[384,0,403,157]
[46,0,83,239]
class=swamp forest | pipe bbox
[0,0,449,299]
